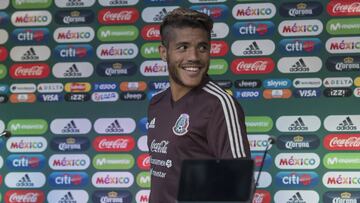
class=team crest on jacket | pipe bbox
[172,113,189,136]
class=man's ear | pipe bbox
[159,44,167,62]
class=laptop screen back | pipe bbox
[177,159,254,202]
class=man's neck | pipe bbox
[170,84,192,102]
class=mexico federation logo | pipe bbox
[173,113,189,136]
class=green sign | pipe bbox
[136,171,151,188]
[97,26,139,42]
[0,64,6,79]
[93,154,135,170]
[324,153,360,169]
[245,116,273,132]
[12,0,52,9]
[208,59,228,75]
[326,18,360,35]
[141,42,161,59]
[7,119,48,135]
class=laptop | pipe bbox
[177,159,255,203]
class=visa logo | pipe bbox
[38,93,62,102]
[148,81,170,91]
[294,89,321,98]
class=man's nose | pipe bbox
[186,48,199,60]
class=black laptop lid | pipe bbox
[177,159,254,202]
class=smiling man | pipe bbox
[147,8,251,203]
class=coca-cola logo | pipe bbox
[210,40,228,57]
[327,0,360,16]
[324,134,360,150]
[137,153,150,170]
[141,24,161,41]
[93,136,135,152]
[10,64,50,79]
[231,58,274,74]
[252,190,271,203]
[5,190,45,203]
[0,46,8,61]
[98,8,139,24]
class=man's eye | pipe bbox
[199,45,209,52]
[178,45,187,50]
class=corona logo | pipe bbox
[66,138,76,144]
[294,135,304,142]
[344,57,354,63]
[113,63,123,69]
[71,11,80,17]
[297,3,307,10]
[341,192,351,199]
[108,191,118,197]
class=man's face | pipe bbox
[159,27,210,90]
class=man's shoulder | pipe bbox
[149,88,169,106]
[200,80,236,105]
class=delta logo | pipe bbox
[326,37,360,54]
[276,172,319,188]
[232,3,276,20]
[279,19,323,37]
[327,0,360,16]
[11,28,49,43]
[93,136,135,152]
[55,10,95,25]
[137,153,150,170]
[210,40,228,57]
[11,11,52,27]
[326,56,360,72]
[279,2,323,17]
[231,58,274,74]
[55,44,93,60]
[6,154,45,170]
[279,38,321,54]
[98,8,139,24]
[141,24,160,41]
[92,190,132,203]
[232,21,274,37]
[97,61,137,77]
[10,64,50,79]
[324,134,360,151]
[140,60,168,76]
[5,190,45,203]
[49,172,88,187]
[190,4,228,21]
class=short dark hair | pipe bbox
[160,7,213,47]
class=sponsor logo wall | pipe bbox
[0,0,360,203]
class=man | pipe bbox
[147,8,251,203]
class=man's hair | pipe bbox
[160,8,213,47]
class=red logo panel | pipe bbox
[137,153,150,170]
[10,64,50,79]
[98,8,139,24]
[210,40,228,57]
[231,58,274,74]
[141,24,161,41]
[324,134,360,150]
[93,136,135,152]
[252,190,271,203]
[0,47,8,61]
[327,0,360,16]
[5,190,45,203]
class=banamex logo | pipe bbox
[232,3,276,20]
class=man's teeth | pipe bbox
[184,67,199,72]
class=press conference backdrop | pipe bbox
[0,0,360,202]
